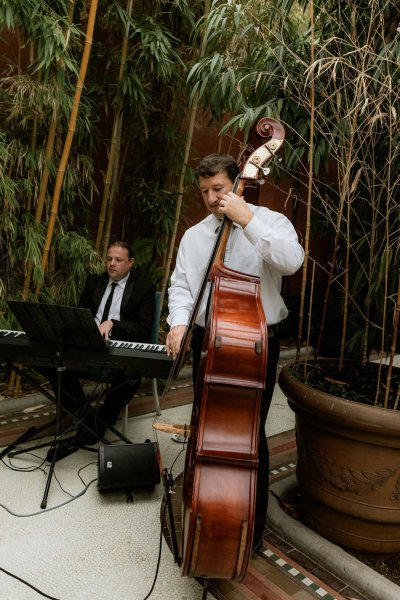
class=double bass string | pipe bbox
[152,174,242,444]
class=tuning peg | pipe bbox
[261,167,271,176]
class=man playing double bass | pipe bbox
[166,153,304,553]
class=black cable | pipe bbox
[1,496,166,600]
[0,477,97,517]
[0,458,99,599]
[2,452,48,473]
[169,446,185,472]
[1,494,168,600]
[141,498,167,600]
[4,453,72,497]
[0,565,61,600]
[0,475,173,600]
[49,467,75,498]
[2,451,97,500]
[77,460,98,485]
[1,441,170,599]
[0,470,97,597]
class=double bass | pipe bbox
[167,119,285,585]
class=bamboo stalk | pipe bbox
[316,103,358,367]
[23,1,76,299]
[296,0,314,363]
[27,116,38,212]
[35,0,99,297]
[383,270,400,409]
[101,112,123,260]
[304,259,316,379]
[382,89,397,409]
[96,0,133,252]
[95,111,121,251]
[361,150,376,365]
[22,112,57,300]
[16,5,77,395]
[160,0,212,309]
[6,370,21,395]
[339,173,350,371]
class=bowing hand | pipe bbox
[166,325,188,359]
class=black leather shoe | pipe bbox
[45,442,79,463]
[74,429,100,446]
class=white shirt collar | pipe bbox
[108,272,130,287]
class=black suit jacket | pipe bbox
[78,271,156,342]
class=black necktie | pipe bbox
[101,282,118,323]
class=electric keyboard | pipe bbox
[0,329,173,379]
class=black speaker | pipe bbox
[98,441,160,491]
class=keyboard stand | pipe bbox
[3,301,131,508]
[1,361,132,458]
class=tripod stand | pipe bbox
[4,300,123,508]
[40,341,89,508]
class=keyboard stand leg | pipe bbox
[0,423,54,460]
[0,362,63,459]
[2,362,103,464]
[83,376,137,444]
[2,363,131,468]
[40,344,68,509]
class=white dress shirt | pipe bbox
[95,273,130,325]
[167,204,304,328]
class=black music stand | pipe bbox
[6,301,108,509]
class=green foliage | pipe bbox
[187,0,399,360]
[43,229,103,306]
[0,0,398,369]
[0,0,80,73]
[123,180,179,284]
[0,0,198,323]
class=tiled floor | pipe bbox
[0,371,380,600]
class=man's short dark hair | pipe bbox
[108,239,134,259]
[195,153,240,184]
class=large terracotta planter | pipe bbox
[278,360,400,554]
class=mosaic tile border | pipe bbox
[270,462,296,477]
[0,381,192,421]
[263,547,339,600]
[0,408,56,426]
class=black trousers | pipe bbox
[40,367,141,432]
[191,325,280,544]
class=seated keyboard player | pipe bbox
[42,239,155,462]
